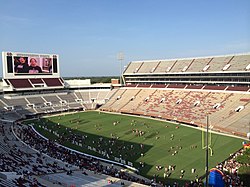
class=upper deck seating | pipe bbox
[124,62,144,74]
[154,60,177,73]
[206,56,233,72]
[186,58,212,72]
[226,55,250,71]
[137,61,159,73]
[126,54,250,75]
[169,59,193,73]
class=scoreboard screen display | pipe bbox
[2,52,60,78]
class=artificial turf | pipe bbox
[27,111,244,184]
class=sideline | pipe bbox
[29,125,139,173]
[99,110,248,141]
[37,109,248,141]
[27,109,248,141]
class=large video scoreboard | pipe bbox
[2,51,60,79]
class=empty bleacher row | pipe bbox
[124,53,250,74]
[100,88,250,137]
[0,89,116,121]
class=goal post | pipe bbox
[201,125,213,156]
[202,126,212,149]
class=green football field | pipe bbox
[28,111,244,184]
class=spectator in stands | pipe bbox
[28,58,42,73]
[14,57,29,73]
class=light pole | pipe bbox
[117,52,124,86]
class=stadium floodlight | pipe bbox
[117,52,124,86]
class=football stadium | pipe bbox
[1,1,250,187]
[0,51,249,187]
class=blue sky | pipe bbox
[0,0,249,77]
